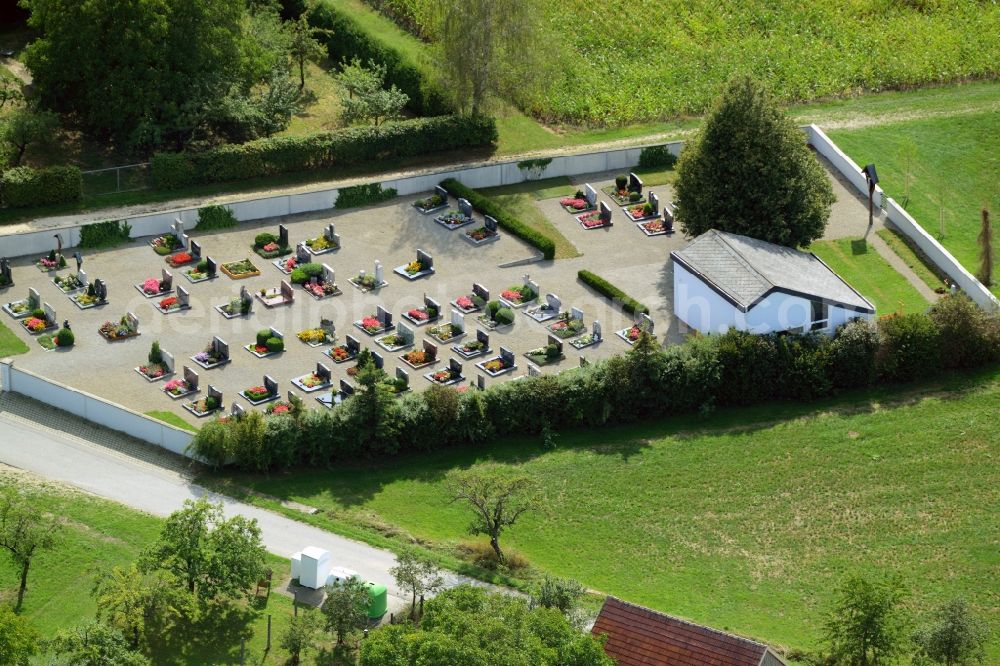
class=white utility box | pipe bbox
[290,551,302,580]
[326,566,359,586]
[298,546,332,589]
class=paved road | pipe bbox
[0,395,473,604]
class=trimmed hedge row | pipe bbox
[577,270,649,315]
[334,183,397,209]
[190,295,1000,472]
[0,165,83,208]
[151,115,497,190]
[309,1,450,117]
[438,178,556,260]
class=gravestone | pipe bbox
[77,270,88,288]
[500,347,515,367]
[372,351,384,370]
[545,293,561,312]
[214,336,230,361]
[628,172,643,194]
[94,279,107,302]
[240,286,252,313]
[27,288,39,309]
[339,379,354,396]
[473,283,489,302]
[176,286,190,309]
[54,233,63,256]
[263,375,278,397]
[592,320,602,341]
[416,249,433,271]
[571,307,584,323]
[376,305,392,329]
[422,339,438,360]
[424,295,440,315]
[315,363,332,383]
[268,327,283,342]
[320,318,335,337]
[171,218,184,239]
[189,240,201,260]
[0,258,11,285]
[395,367,409,388]
[324,224,340,248]
[484,215,498,235]
[73,252,82,272]
[547,334,563,354]
[648,191,660,216]
[434,185,448,201]
[662,202,674,224]
[449,358,463,376]
[280,280,294,303]
[207,385,222,408]
[161,351,175,375]
[450,309,464,334]
[322,264,335,284]
[231,402,245,418]
[204,257,217,276]
[278,224,289,249]
[476,329,489,350]
[599,201,612,225]
[345,335,360,355]
[374,261,384,285]
[397,321,414,345]
[126,312,139,332]
[161,269,173,291]
[584,184,597,207]
[476,375,486,391]
[458,198,473,220]
[639,313,654,335]
[296,243,310,264]
[42,303,56,326]
[183,366,199,393]
[528,364,541,377]
[178,233,190,252]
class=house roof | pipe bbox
[670,230,875,314]
[591,597,786,666]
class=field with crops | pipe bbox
[365,0,1000,125]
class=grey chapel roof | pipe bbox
[671,229,875,313]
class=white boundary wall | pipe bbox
[0,360,195,456]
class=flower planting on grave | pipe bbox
[246,329,283,357]
[453,294,483,313]
[297,328,334,346]
[356,315,385,335]
[187,395,221,416]
[477,300,515,329]
[500,283,537,307]
[294,372,328,390]
[163,378,191,397]
[138,341,168,379]
[626,202,657,222]
[376,333,410,351]
[305,234,338,253]
[429,366,461,385]
[242,385,273,402]
[252,232,291,259]
[569,332,600,349]
[265,400,292,415]
[255,284,293,308]
[435,211,468,229]
[576,211,610,229]
[353,273,378,290]
[156,296,181,313]
[220,259,261,279]
[327,344,356,363]
[404,306,437,325]
[456,338,487,356]
[38,324,75,351]
[289,263,322,284]
[185,260,214,282]
[414,193,445,213]
[70,282,103,309]
[603,175,645,206]
[53,273,83,293]
[639,218,669,235]
[219,296,251,317]
[380,376,409,394]
[193,342,226,368]
[427,323,461,342]
[526,342,565,366]
[480,356,514,376]
[303,280,339,298]
[166,251,195,268]
[141,277,169,296]
[404,260,425,276]
[548,313,586,338]
[560,190,595,213]
[36,250,66,272]
[465,225,497,243]
[151,234,181,255]
[6,301,31,317]
[401,348,436,369]
[22,315,49,333]
[98,315,139,341]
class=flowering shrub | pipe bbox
[159,296,179,310]
[140,363,165,378]
[455,296,474,310]
[331,347,350,361]
[484,359,503,373]
[169,252,193,265]
[360,316,381,333]
[626,325,641,341]
[298,329,330,344]
[403,350,428,365]
[299,373,326,388]
[164,379,189,395]
[500,290,522,303]
[143,278,161,294]
[284,257,297,272]
[405,260,424,275]
[407,309,429,321]
[244,385,271,401]
[262,242,279,252]
[642,219,666,233]
[24,317,47,332]
[266,402,291,415]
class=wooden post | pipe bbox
[293,590,298,617]
[240,639,245,665]
[420,594,424,617]
[267,615,271,650]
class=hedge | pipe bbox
[577,270,649,315]
[308,1,450,117]
[334,183,397,209]
[189,295,1000,472]
[438,178,556,260]
[78,219,132,249]
[0,165,83,208]
[151,115,497,189]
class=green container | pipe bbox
[367,582,388,619]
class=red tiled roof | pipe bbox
[591,597,782,666]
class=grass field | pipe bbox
[145,410,199,433]
[810,238,930,315]
[211,367,1000,659]
[876,228,947,293]
[479,177,582,259]
[829,112,1000,297]
[0,318,29,358]
[0,473,323,665]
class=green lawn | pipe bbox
[0,318,29,358]
[810,238,930,315]
[480,177,582,259]
[828,111,1000,297]
[876,227,947,293]
[211,368,1000,659]
[0,474,323,665]
[145,410,198,433]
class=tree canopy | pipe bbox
[674,76,835,248]
[825,572,909,666]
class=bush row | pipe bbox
[78,220,132,249]
[438,178,556,260]
[577,270,649,315]
[0,165,83,208]
[308,1,450,117]
[638,145,678,169]
[190,295,1000,472]
[334,183,397,209]
[150,115,497,190]
[195,205,238,231]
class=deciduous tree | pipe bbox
[0,487,60,611]
[675,76,836,248]
[0,107,59,166]
[48,620,151,666]
[390,549,444,619]
[912,598,988,666]
[321,576,370,645]
[447,465,538,564]
[337,58,408,126]
[280,610,322,665]
[824,572,909,666]
[287,11,329,90]
[0,606,39,666]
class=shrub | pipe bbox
[615,174,627,190]
[713,330,783,406]
[290,262,323,284]
[256,329,271,346]
[486,300,501,318]
[827,318,879,389]
[31,308,45,319]
[577,270,649,315]
[439,178,556,260]
[151,115,496,189]
[0,165,82,208]
[638,144,678,169]
[628,191,642,202]
[334,183,397,209]
[642,202,653,215]
[254,232,277,248]
[78,220,132,249]
[494,308,514,326]
[195,204,237,231]
[148,340,163,365]
[289,268,307,284]
[876,313,941,383]
[55,327,74,347]
[927,294,1000,369]
[266,337,284,353]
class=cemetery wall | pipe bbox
[0,360,195,456]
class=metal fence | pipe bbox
[81,162,151,196]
